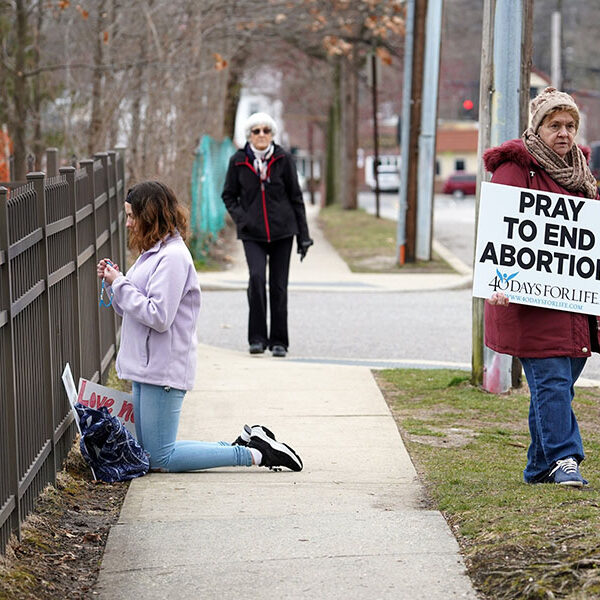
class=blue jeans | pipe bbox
[131,382,253,472]
[519,357,586,483]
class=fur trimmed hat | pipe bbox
[530,86,580,132]
[244,112,278,140]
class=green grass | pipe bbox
[318,203,455,273]
[376,368,600,599]
[192,257,228,272]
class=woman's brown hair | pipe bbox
[126,181,188,253]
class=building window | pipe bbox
[455,159,465,171]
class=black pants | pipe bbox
[242,237,293,350]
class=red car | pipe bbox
[442,172,477,198]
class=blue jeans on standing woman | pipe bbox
[131,382,253,472]
[519,356,586,483]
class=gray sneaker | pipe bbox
[271,345,286,357]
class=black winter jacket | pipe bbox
[221,143,310,243]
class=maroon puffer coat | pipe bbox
[482,138,600,358]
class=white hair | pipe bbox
[244,112,278,140]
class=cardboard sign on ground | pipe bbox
[77,378,137,439]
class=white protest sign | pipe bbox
[77,378,137,439]
[61,363,96,479]
[61,363,82,434]
[61,363,78,408]
[473,182,600,314]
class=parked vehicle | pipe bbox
[442,172,476,198]
[364,154,401,192]
[370,164,400,192]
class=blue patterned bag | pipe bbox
[75,403,149,482]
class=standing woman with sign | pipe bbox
[483,87,599,487]
[97,181,302,473]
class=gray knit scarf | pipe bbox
[522,128,597,199]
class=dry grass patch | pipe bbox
[376,368,600,600]
[318,203,455,273]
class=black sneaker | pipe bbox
[248,430,303,472]
[249,343,266,354]
[231,424,276,447]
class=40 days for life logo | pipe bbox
[486,267,600,306]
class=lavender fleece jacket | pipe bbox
[110,233,201,390]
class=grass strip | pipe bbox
[318,203,454,273]
[376,368,600,600]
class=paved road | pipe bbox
[198,191,600,381]
[198,288,473,370]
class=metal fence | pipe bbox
[0,148,126,555]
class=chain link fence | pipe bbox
[190,135,236,260]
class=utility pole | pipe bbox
[397,0,414,265]
[472,0,533,391]
[371,50,381,218]
[416,0,443,261]
[551,1,562,89]
[397,0,427,264]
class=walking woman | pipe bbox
[222,112,313,357]
[484,87,599,487]
[97,181,302,472]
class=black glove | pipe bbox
[298,238,314,262]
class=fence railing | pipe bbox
[0,148,126,555]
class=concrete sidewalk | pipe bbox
[94,208,479,599]
[196,203,472,293]
[95,344,478,599]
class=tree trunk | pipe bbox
[223,52,246,141]
[128,34,146,183]
[340,53,358,210]
[107,0,122,148]
[13,0,28,181]
[325,59,341,206]
[32,1,44,171]
[88,0,106,156]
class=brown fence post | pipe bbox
[60,166,82,383]
[93,152,116,383]
[46,148,59,177]
[0,186,21,548]
[114,147,127,276]
[80,158,102,383]
[27,171,57,484]
[106,151,120,342]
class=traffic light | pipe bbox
[462,99,475,119]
